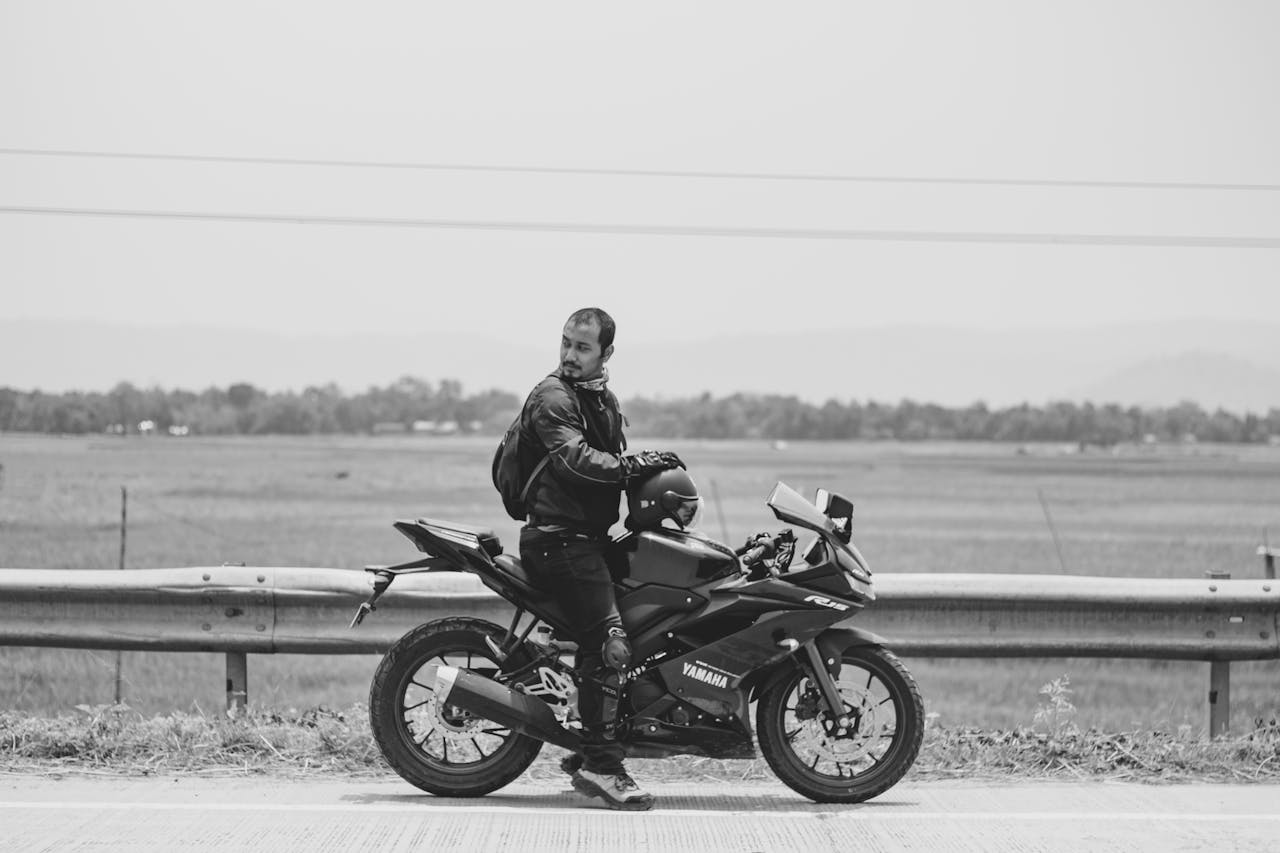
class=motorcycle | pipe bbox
[352,481,924,804]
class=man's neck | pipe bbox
[562,367,609,391]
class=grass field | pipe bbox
[2,433,1278,731]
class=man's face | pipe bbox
[560,320,612,381]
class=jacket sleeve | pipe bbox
[528,384,624,487]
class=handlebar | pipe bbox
[737,542,774,568]
[737,529,796,575]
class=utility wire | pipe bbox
[129,494,237,543]
[2,204,1278,248]
[2,146,1277,193]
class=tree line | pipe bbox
[1,379,1277,444]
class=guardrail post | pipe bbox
[226,652,248,712]
[1209,661,1230,738]
[1204,569,1233,738]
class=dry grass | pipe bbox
[918,674,1280,783]
[0,704,381,777]
[918,725,1280,783]
[4,703,1278,785]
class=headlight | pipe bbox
[836,546,873,585]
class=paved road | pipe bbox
[3,775,1277,852]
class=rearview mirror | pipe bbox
[814,488,853,543]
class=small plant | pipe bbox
[1033,675,1078,738]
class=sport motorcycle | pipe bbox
[352,480,924,803]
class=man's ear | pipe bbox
[602,344,614,363]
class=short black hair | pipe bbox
[566,307,616,350]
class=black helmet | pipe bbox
[626,468,702,531]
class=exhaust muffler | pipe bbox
[435,666,580,752]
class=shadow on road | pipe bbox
[341,788,920,812]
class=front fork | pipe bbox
[801,640,854,730]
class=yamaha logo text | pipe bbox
[682,662,730,689]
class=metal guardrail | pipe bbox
[2,567,1277,735]
[0,566,496,653]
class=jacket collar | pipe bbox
[558,367,609,393]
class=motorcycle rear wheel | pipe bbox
[369,617,543,797]
[757,645,923,804]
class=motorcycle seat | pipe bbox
[414,516,503,558]
[492,553,535,590]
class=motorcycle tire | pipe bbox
[369,617,543,797]
[757,645,923,804]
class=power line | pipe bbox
[2,146,1277,193]
[3,203,1278,248]
[130,495,237,543]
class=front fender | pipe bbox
[747,627,890,702]
[814,626,889,669]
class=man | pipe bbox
[517,307,682,811]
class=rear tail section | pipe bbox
[394,518,503,573]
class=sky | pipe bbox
[2,1,1279,386]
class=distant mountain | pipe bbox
[1073,351,1280,413]
[0,319,545,398]
[619,322,1280,409]
[3,318,1278,412]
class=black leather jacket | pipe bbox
[521,374,627,534]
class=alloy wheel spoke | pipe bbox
[414,726,436,749]
[833,760,858,777]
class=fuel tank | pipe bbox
[613,529,738,589]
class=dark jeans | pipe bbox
[519,528,626,776]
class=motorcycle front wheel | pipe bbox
[757,645,924,804]
[369,617,543,797]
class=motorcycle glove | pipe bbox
[619,450,685,482]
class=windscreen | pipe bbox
[765,482,831,532]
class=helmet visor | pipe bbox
[671,495,703,529]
